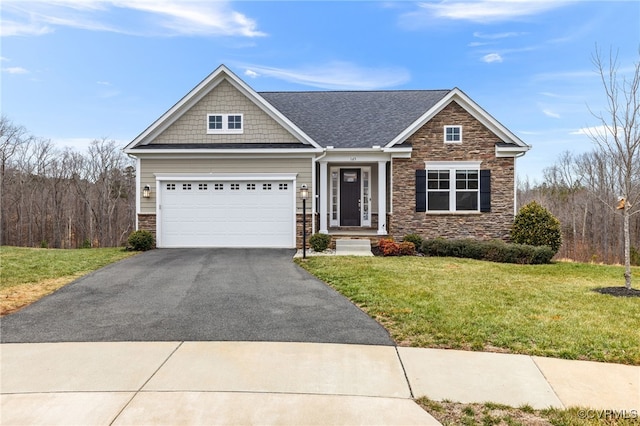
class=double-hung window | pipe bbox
[207,114,243,134]
[425,161,481,212]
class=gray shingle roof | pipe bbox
[259,90,450,148]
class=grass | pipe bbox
[0,246,137,315]
[416,398,640,425]
[297,256,640,365]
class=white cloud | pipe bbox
[542,109,561,119]
[414,1,570,23]
[482,53,503,63]
[570,125,617,137]
[244,69,259,78]
[97,80,112,86]
[2,66,29,74]
[235,62,411,90]
[473,31,526,40]
[1,0,266,38]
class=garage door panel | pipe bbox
[159,180,294,248]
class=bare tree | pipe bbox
[587,46,640,289]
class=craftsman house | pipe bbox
[124,65,530,248]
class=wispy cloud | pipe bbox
[244,69,259,78]
[481,53,503,63]
[473,31,527,40]
[411,1,571,24]
[238,62,410,90]
[1,0,266,38]
[2,66,29,74]
[542,109,561,119]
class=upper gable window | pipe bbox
[207,114,243,134]
[444,126,462,143]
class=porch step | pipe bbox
[335,238,373,257]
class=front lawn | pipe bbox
[0,246,137,315]
[298,256,640,365]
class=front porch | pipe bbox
[315,155,393,237]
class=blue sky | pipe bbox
[2,0,638,181]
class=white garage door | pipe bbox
[159,179,295,248]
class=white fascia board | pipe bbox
[154,173,298,181]
[426,160,482,168]
[495,144,531,157]
[385,88,530,151]
[383,146,412,158]
[124,65,321,151]
[321,149,392,163]
[127,148,322,157]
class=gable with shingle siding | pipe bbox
[150,79,300,145]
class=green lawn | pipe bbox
[297,256,640,365]
[1,246,137,315]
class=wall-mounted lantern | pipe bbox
[143,185,151,199]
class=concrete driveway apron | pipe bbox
[1,248,393,345]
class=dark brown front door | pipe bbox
[340,169,361,226]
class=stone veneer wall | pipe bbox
[137,214,157,247]
[391,102,515,241]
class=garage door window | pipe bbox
[183,184,192,190]
[214,183,223,190]
[263,183,272,190]
[279,183,288,190]
[199,183,208,190]
[167,183,176,190]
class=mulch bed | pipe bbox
[593,286,640,298]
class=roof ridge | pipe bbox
[259,89,451,94]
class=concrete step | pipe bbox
[335,239,373,256]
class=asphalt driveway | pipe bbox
[0,249,393,345]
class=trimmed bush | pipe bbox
[402,234,423,252]
[421,238,554,264]
[309,233,331,252]
[378,238,400,256]
[399,241,416,256]
[511,201,562,254]
[127,230,155,251]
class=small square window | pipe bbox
[263,183,272,190]
[183,183,192,191]
[208,115,222,130]
[279,183,288,190]
[166,183,176,190]
[198,183,208,190]
[230,183,240,190]
[445,126,462,143]
[214,183,224,190]
[247,183,256,190]
[228,115,242,130]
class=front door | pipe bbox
[340,169,361,226]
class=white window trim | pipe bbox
[425,161,481,213]
[444,125,462,144]
[207,113,244,134]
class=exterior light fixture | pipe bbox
[143,185,151,198]
[300,184,309,258]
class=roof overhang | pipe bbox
[495,143,531,157]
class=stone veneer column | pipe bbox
[319,160,329,233]
[377,160,387,235]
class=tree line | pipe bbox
[0,116,135,248]
[517,150,639,265]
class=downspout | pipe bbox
[513,151,526,216]
[126,153,141,230]
[311,149,328,235]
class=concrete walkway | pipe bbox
[2,342,638,425]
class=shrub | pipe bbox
[399,241,416,256]
[127,230,155,251]
[309,233,331,252]
[378,238,400,256]
[511,201,562,254]
[421,238,554,264]
[402,234,423,252]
